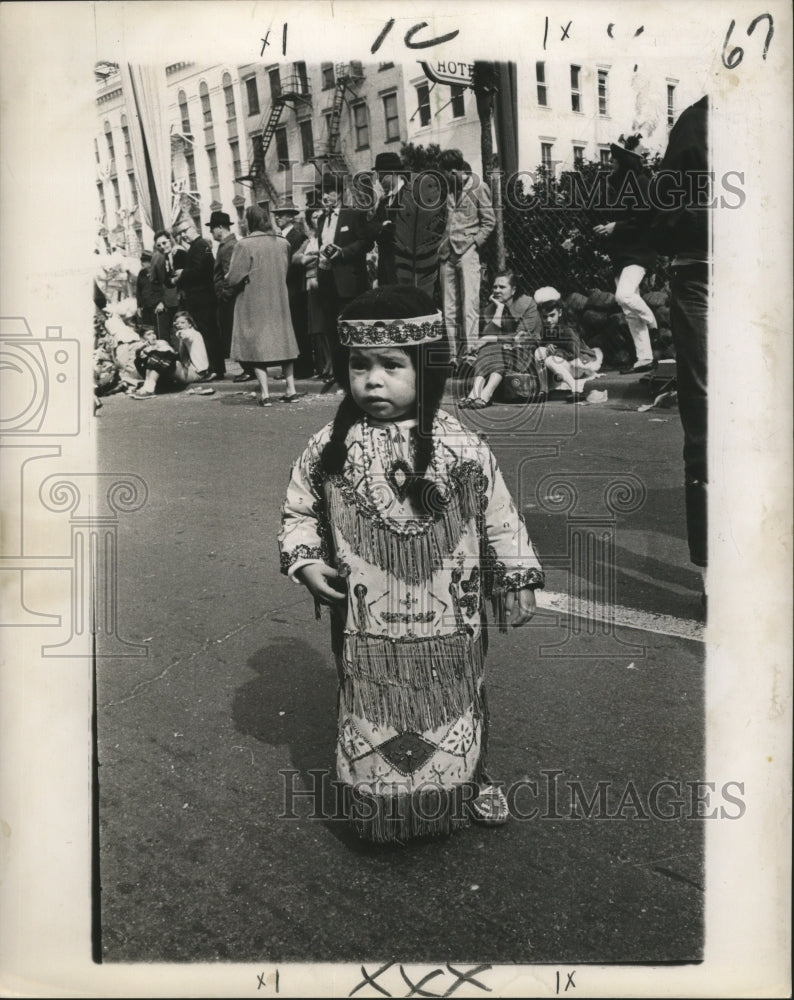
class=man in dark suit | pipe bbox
[149,230,181,343]
[209,210,249,381]
[274,198,312,378]
[174,218,224,378]
[315,175,372,376]
[368,151,444,298]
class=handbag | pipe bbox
[497,368,542,404]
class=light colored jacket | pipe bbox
[439,175,496,260]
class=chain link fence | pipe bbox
[484,160,674,368]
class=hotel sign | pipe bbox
[419,60,474,87]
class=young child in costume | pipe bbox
[533,287,603,402]
[279,286,545,842]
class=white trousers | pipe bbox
[615,265,656,365]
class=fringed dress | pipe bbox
[278,409,544,842]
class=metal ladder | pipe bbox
[239,73,312,204]
[311,63,364,179]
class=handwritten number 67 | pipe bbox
[722,13,774,69]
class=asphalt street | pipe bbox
[96,370,705,966]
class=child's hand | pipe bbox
[295,563,347,606]
[504,587,537,627]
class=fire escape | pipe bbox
[238,72,312,205]
[311,62,365,179]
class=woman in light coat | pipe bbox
[226,204,303,406]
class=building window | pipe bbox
[353,103,369,149]
[536,62,547,107]
[573,145,585,169]
[96,183,106,219]
[127,171,137,207]
[274,126,290,170]
[349,61,364,78]
[185,151,197,191]
[199,82,212,125]
[299,119,314,162]
[322,111,334,149]
[94,138,100,164]
[268,67,282,101]
[178,91,191,134]
[382,92,400,141]
[104,122,115,168]
[223,73,236,119]
[294,61,309,94]
[245,77,260,116]
[251,133,265,169]
[120,115,132,167]
[111,177,120,209]
[379,62,394,70]
[667,83,676,127]
[450,84,466,118]
[541,142,554,171]
[598,69,609,116]
[321,62,335,90]
[570,65,581,112]
[206,146,219,185]
[599,147,611,167]
[415,83,431,127]
[230,140,242,179]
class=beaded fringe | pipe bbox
[341,632,484,733]
[327,474,480,586]
[344,784,477,843]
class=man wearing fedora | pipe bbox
[274,198,312,378]
[315,174,372,375]
[368,151,445,298]
[209,210,249,381]
[369,151,406,287]
[593,135,658,375]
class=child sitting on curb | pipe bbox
[131,313,216,399]
[533,287,603,403]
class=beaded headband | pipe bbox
[338,312,444,348]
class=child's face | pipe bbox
[542,307,561,330]
[349,347,416,421]
[173,315,191,332]
[142,330,157,345]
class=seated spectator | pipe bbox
[131,329,179,399]
[533,287,603,402]
[460,271,541,408]
[131,314,215,399]
[103,309,147,391]
[171,310,217,384]
[94,344,119,397]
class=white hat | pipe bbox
[534,286,561,307]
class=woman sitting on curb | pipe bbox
[460,271,542,409]
[533,287,603,403]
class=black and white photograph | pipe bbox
[0,2,790,997]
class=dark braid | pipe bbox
[321,390,361,475]
[408,339,451,514]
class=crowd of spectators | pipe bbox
[94,134,679,411]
